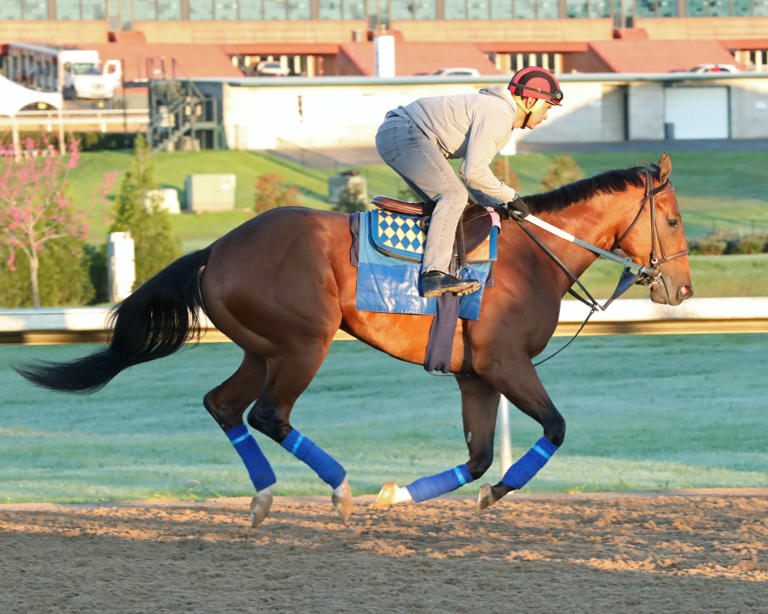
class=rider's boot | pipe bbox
[420,270,480,298]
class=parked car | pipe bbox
[430,67,481,77]
[689,64,739,73]
[255,60,289,77]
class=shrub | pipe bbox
[541,155,583,191]
[254,174,300,214]
[490,157,521,191]
[733,234,768,255]
[0,237,94,307]
[688,237,728,255]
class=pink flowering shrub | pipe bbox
[0,136,90,307]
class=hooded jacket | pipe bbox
[389,85,518,205]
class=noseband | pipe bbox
[615,172,689,289]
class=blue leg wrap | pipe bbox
[406,464,473,503]
[501,436,559,490]
[280,429,346,489]
[226,423,277,491]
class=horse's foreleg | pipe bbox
[477,360,565,511]
[204,353,276,526]
[246,342,353,522]
[374,375,500,508]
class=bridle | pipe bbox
[614,172,690,297]
[509,170,689,366]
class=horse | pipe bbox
[16,153,693,527]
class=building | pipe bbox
[0,1,766,79]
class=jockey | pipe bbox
[375,66,563,298]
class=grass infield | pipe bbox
[1,334,766,503]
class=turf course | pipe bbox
[1,334,765,503]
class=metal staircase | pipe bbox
[143,58,220,153]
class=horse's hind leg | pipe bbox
[375,375,500,507]
[246,339,353,522]
[203,353,277,526]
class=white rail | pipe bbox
[0,297,766,345]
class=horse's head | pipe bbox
[616,154,693,306]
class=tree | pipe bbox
[110,135,180,286]
[254,173,300,215]
[0,136,88,308]
[541,155,584,191]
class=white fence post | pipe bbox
[107,231,135,303]
[498,396,513,478]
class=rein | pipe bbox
[514,172,688,366]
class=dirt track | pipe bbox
[1,491,766,613]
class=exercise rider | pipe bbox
[375,66,564,297]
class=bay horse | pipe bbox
[16,153,693,526]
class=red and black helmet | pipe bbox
[508,66,564,106]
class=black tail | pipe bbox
[15,247,212,393]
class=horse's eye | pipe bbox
[667,218,679,229]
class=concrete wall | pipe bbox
[218,74,768,150]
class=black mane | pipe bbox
[523,164,659,214]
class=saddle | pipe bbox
[370,196,495,268]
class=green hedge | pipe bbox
[688,232,768,256]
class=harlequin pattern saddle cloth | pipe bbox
[370,209,497,264]
[350,210,498,320]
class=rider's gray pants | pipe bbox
[375,114,467,274]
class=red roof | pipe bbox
[338,41,501,76]
[83,42,243,81]
[588,39,738,73]
[478,41,588,53]
[219,42,340,56]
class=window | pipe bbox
[157,0,181,19]
[216,1,239,19]
[317,0,341,19]
[344,0,368,19]
[287,0,310,18]
[444,0,467,18]
[755,0,768,15]
[81,0,105,19]
[190,0,214,19]
[133,0,159,20]
[490,0,513,18]
[467,0,490,18]
[239,2,262,18]
[537,0,558,17]
[514,0,537,18]
[566,0,588,17]
[412,0,436,18]
[264,0,287,19]
[24,0,48,18]
[56,0,80,19]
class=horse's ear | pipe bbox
[658,153,672,183]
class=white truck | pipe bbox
[3,42,122,100]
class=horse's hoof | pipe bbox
[250,485,274,527]
[332,478,353,522]
[373,482,398,508]
[476,483,498,512]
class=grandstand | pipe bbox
[0,1,765,80]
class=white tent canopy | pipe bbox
[0,75,61,116]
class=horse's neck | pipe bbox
[530,190,636,287]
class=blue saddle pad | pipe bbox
[354,210,496,321]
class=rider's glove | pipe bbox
[506,195,529,220]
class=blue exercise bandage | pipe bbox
[501,436,559,490]
[226,423,277,491]
[280,429,346,489]
[406,464,473,503]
